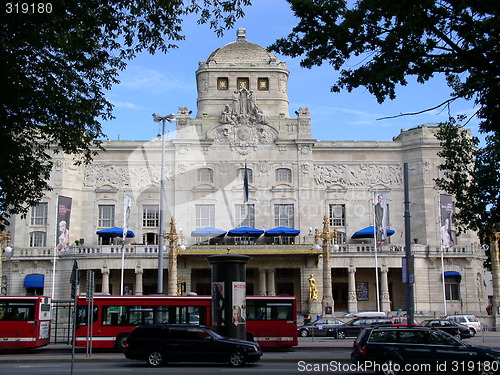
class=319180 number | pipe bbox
[6,3,53,14]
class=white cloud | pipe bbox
[111,100,149,111]
[116,65,195,94]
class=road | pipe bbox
[0,334,498,375]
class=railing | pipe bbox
[4,243,480,259]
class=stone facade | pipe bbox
[1,29,487,318]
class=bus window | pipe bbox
[77,305,98,326]
[102,306,129,325]
[0,301,35,321]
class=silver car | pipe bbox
[298,318,344,337]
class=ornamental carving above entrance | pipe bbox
[208,88,279,155]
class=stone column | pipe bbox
[135,265,143,296]
[380,266,391,312]
[347,266,358,313]
[101,264,110,295]
[258,269,266,296]
[267,269,276,296]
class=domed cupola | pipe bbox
[195,28,290,119]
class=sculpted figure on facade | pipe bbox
[211,88,277,154]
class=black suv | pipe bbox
[326,317,392,339]
[124,324,262,367]
[352,326,500,375]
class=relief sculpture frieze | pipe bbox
[314,163,402,187]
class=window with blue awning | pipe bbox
[24,274,45,288]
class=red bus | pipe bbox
[75,295,297,350]
[0,296,52,349]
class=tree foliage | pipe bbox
[0,0,250,226]
[270,0,499,235]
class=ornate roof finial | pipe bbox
[237,28,246,40]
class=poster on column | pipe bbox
[232,281,246,326]
[56,196,72,251]
[212,282,225,327]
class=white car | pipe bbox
[446,315,481,334]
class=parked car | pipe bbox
[351,326,500,375]
[298,318,344,337]
[420,318,473,339]
[124,324,262,367]
[326,317,392,339]
[447,314,482,334]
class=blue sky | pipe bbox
[104,0,480,142]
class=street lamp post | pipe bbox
[0,228,12,296]
[314,216,338,317]
[152,113,176,294]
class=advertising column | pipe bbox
[206,254,251,340]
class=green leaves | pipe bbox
[0,0,250,224]
[272,0,499,237]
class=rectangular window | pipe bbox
[31,203,48,226]
[235,204,255,228]
[445,279,460,300]
[275,168,292,183]
[197,168,214,183]
[142,205,159,227]
[29,232,46,247]
[258,77,269,91]
[329,204,346,226]
[274,204,294,228]
[195,205,215,228]
[217,77,228,90]
[237,77,249,90]
[98,205,115,228]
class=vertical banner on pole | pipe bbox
[374,192,389,247]
[121,194,132,295]
[56,196,72,251]
[440,194,454,248]
[123,194,132,242]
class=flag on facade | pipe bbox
[56,195,72,251]
[243,161,249,203]
[123,194,132,242]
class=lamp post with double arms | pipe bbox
[152,113,176,294]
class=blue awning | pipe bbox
[24,274,45,288]
[444,271,462,281]
[351,226,396,239]
[96,227,135,238]
[264,227,301,237]
[191,227,227,237]
[227,227,264,237]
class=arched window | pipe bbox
[198,168,214,183]
[29,232,47,247]
[276,168,292,183]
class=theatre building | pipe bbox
[1,29,488,318]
